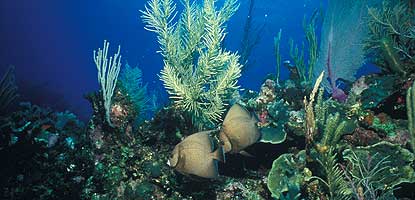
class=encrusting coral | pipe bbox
[141,0,242,128]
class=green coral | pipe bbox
[261,99,288,144]
[319,113,349,148]
[141,0,242,128]
[302,76,355,199]
[313,88,356,149]
[343,141,415,190]
[267,150,309,199]
[343,150,396,200]
[371,116,397,137]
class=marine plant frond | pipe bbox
[303,9,320,81]
[288,8,320,84]
[316,148,352,200]
[304,71,324,155]
[274,29,282,85]
[239,0,264,71]
[319,113,348,148]
[211,53,241,94]
[289,39,306,82]
[365,0,415,75]
[142,0,241,128]
[314,87,327,127]
[141,0,177,34]
[320,113,340,146]
[201,94,226,123]
[367,1,414,39]
[343,150,395,200]
[218,0,239,23]
[141,0,179,64]
[160,63,193,102]
[179,0,204,63]
[202,11,226,57]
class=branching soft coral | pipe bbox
[366,0,415,76]
[141,0,242,127]
[93,40,122,127]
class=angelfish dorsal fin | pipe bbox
[224,104,251,124]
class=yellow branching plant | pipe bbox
[141,0,241,127]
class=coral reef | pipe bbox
[0,103,90,199]
[343,141,415,190]
[3,0,415,199]
[267,150,308,199]
[141,0,242,128]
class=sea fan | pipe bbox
[314,0,382,94]
[119,62,148,118]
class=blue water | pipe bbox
[0,0,326,120]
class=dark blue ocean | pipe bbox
[0,0,325,121]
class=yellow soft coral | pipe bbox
[141,0,241,128]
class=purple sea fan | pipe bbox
[314,0,382,101]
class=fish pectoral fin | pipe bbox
[211,146,226,163]
[239,150,255,157]
[219,131,232,153]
